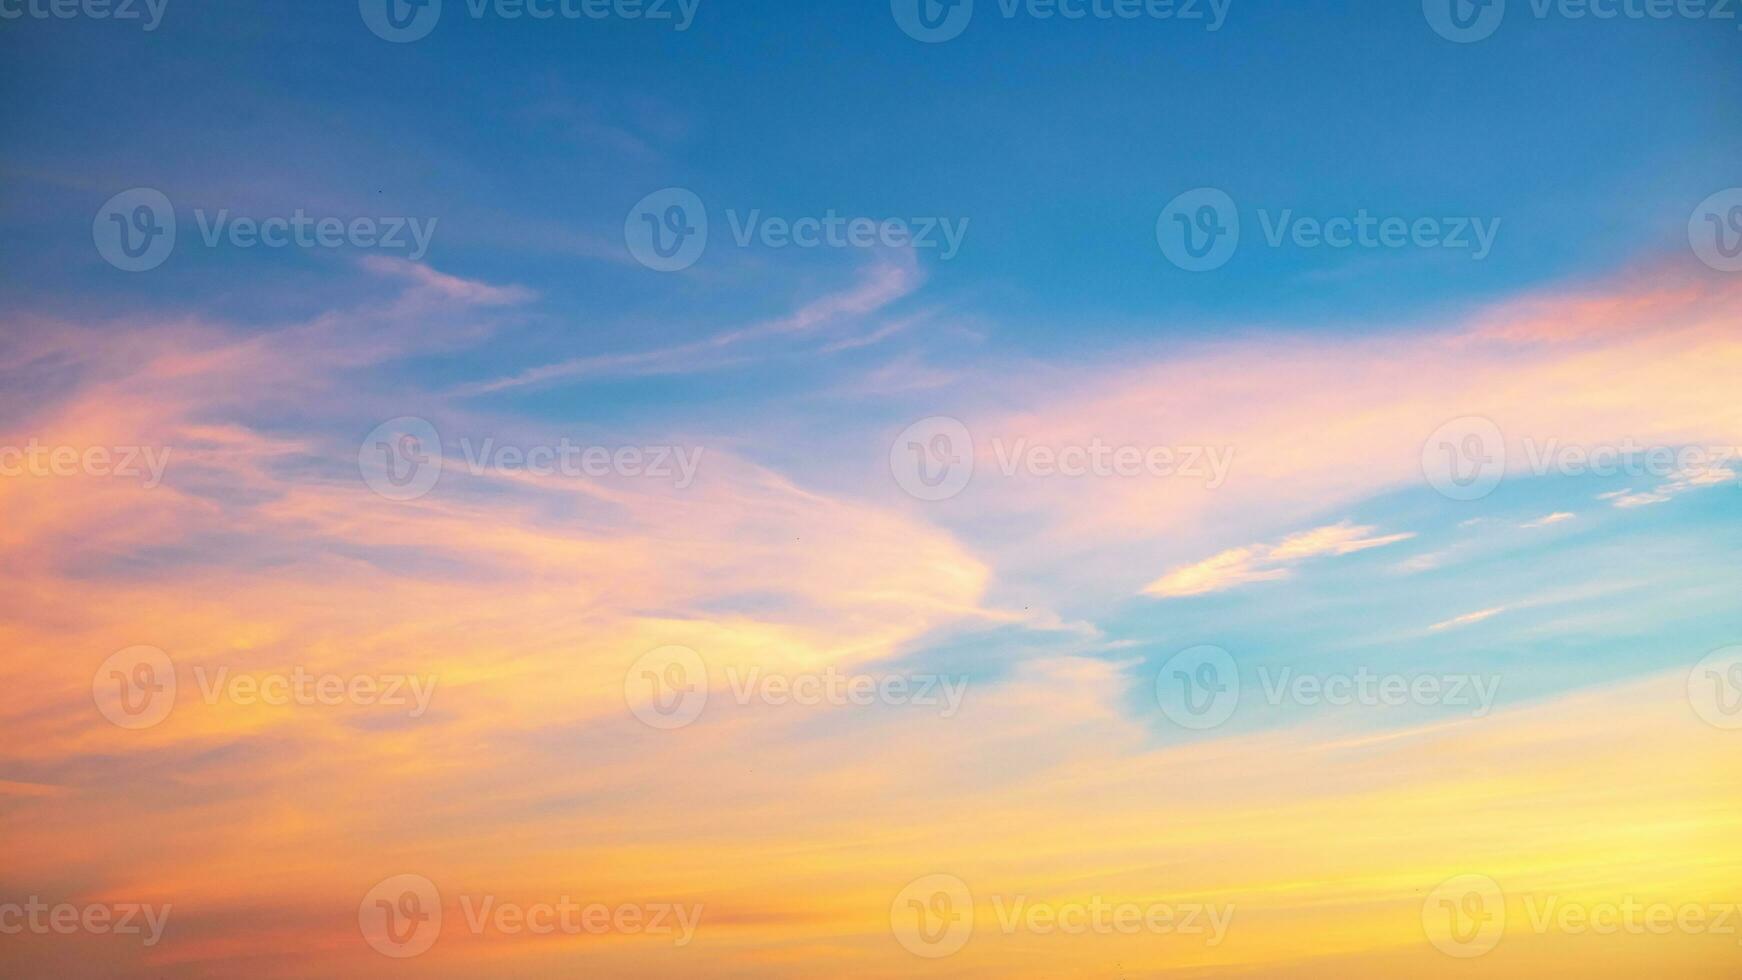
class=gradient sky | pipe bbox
[2,2,1741,977]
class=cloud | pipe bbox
[1521,511,1576,528]
[1603,463,1738,508]
[1143,521,1413,598]
[1428,606,1506,631]
[459,254,923,393]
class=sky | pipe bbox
[2,1,1741,976]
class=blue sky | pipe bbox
[3,6,1741,975]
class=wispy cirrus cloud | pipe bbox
[1142,521,1414,598]
[457,254,923,394]
[1428,606,1507,631]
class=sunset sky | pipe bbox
[2,2,1741,976]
